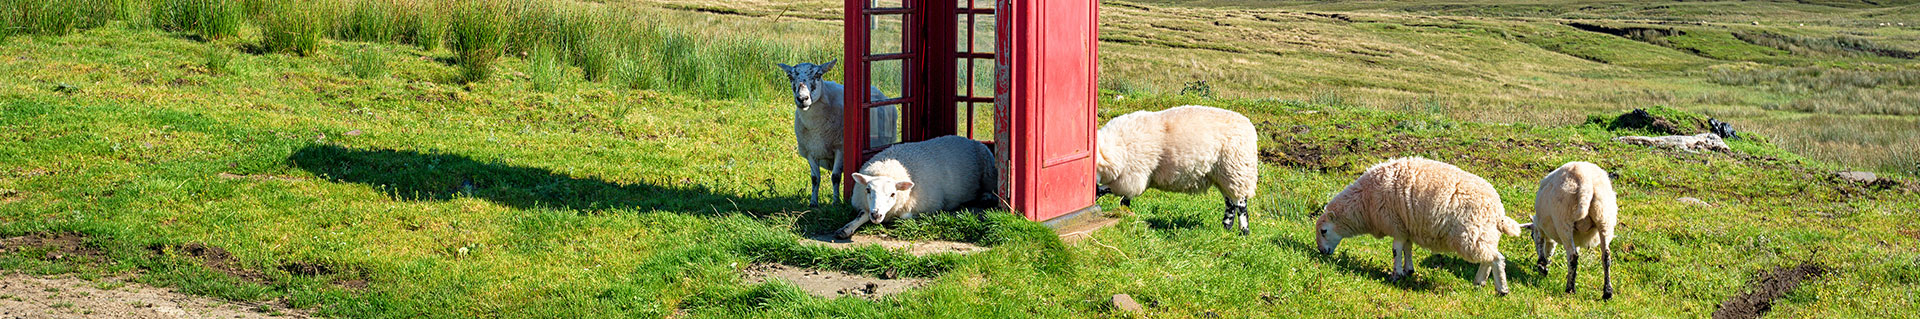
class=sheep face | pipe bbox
[851,173,915,223]
[777,60,836,110]
[1314,217,1345,255]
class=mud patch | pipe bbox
[0,233,106,264]
[1713,262,1829,319]
[801,234,986,257]
[217,172,307,182]
[148,243,268,283]
[0,273,307,319]
[740,263,926,299]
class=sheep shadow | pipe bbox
[1418,253,1543,288]
[287,144,805,217]
[1271,236,1436,291]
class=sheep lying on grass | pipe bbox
[1524,161,1620,300]
[1315,157,1523,295]
[838,135,997,239]
[779,60,900,206]
[1095,105,1259,235]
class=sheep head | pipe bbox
[850,173,914,223]
[777,60,836,110]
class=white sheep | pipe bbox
[1095,105,1259,235]
[1522,161,1620,300]
[837,135,997,239]
[1314,157,1523,295]
[779,60,900,206]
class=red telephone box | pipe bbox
[843,0,1100,223]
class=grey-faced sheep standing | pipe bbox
[1314,157,1523,295]
[838,135,996,239]
[778,60,900,207]
[1523,161,1619,300]
[1095,105,1259,235]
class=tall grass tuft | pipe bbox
[149,0,243,40]
[336,0,400,43]
[347,46,387,79]
[257,0,327,56]
[448,1,505,83]
[526,46,564,91]
[1,0,131,37]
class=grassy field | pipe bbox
[2,0,1919,318]
[628,0,1920,179]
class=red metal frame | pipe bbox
[845,0,1099,223]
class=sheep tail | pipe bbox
[1499,218,1523,237]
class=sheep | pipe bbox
[1522,161,1620,300]
[1313,157,1523,295]
[779,60,900,207]
[837,135,997,239]
[1095,105,1259,235]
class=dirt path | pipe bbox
[0,273,306,319]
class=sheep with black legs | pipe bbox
[778,60,899,207]
[1095,105,1259,235]
[1314,157,1523,295]
[1523,161,1620,300]
[837,135,996,239]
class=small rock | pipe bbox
[1111,294,1143,312]
[880,268,898,280]
[1835,171,1878,184]
[1677,197,1710,207]
[344,129,364,136]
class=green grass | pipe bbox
[148,0,243,40]
[0,0,131,38]
[256,0,325,56]
[448,1,505,83]
[3,0,1919,317]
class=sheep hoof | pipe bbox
[1497,290,1509,297]
[1386,273,1405,282]
[1602,288,1614,300]
[834,229,856,240]
[1239,227,1250,236]
[1119,197,1131,207]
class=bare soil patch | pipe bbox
[740,263,926,299]
[1713,262,1830,319]
[801,234,986,256]
[0,233,106,264]
[147,243,268,284]
[0,273,305,319]
[216,172,307,182]
[0,188,22,203]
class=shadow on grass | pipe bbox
[1271,236,1436,291]
[288,144,808,216]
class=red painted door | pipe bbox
[996,0,1099,222]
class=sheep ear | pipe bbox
[1518,223,1534,230]
[776,63,793,71]
[851,173,871,185]
[894,181,914,191]
[821,59,838,70]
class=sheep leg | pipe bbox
[830,151,844,204]
[1602,238,1614,300]
[1389,239,1411,281]
[1230,199,1250,236]
[807,163,822,207]
[836,212,871,239]
[1533,233,1552,273]
[1220,198,1236,233]
[1493,253,1510,296]
[1565,245,1581,294]
[1474,263,1490,286]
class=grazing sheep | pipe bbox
[837,135,996,239]
[779,60,900,206]
[1314,157,1523,295]
[1095,105,1259,235]
[1523,161,1620,300]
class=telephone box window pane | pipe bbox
[971,14,995,54]
[868,59,906,99]
[870,14,905,55]
[971,58,994,96]
[871,0,903,9]
[870,106,903,146]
